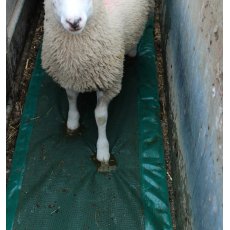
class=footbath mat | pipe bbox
[7,19,173,230]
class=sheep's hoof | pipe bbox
[91,153,117,173]
[66,125,83,136]
[96,151,110,163]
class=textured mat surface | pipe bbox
[7,19,172,230]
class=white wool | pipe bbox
[41,0,153,162]
[42,0,151,100]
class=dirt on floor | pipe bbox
[6,1,176,228]
[154,0,177,229]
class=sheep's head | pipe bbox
[52,0,93,34]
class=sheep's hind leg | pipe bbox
[66,89,80,133]
[95,91,110,163]
[127,46,137,58]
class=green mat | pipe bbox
[7,20,172,230]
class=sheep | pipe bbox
[41,0,151,163]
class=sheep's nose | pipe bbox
[66,18,82,30]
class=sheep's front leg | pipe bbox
[66,89,80,131]
[95,91,110,163]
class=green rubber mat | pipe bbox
[7,19,172,230]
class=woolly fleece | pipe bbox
[42,0,150,100]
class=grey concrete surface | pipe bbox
[160,0,222,229]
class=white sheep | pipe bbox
[41,0,151,163]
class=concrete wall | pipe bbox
[6,0,18,26]
[160,0,223,229]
